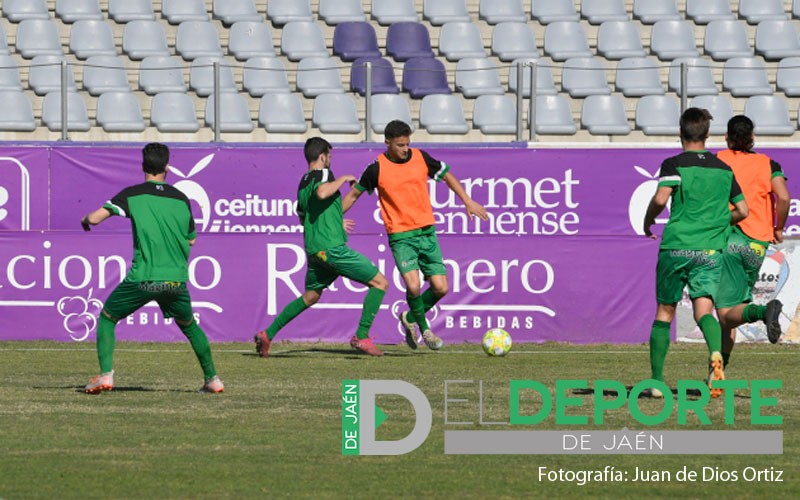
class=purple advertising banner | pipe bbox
[0,148,49,230]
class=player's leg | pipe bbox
[391,237,430,332]
[418,231,449,312]
[649,250,687,392]
[688,250,726,397]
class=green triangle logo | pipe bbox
[374,405,388,429]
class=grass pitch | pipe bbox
[0,341,797,499]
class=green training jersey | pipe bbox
[658,150,744,251]
[297,168,347,254]
[103,180,196,282]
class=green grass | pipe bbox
[0,341,797,499]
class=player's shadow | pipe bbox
[241,346,417,358]
[572,386,751,400]
[32,385,197,393]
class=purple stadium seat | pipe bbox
[350,57,400,95]
[402,57,451,98]
[386,22,435,62]
[332,22,382,62]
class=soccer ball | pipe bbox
[482,328,512,357]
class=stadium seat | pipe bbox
[402,57,451,98]
[755,21,800,60]
[739,0,787,24]
[690,95,734,134]
[386,23,435,61]
[139,56,187,94]
[41,91,91,131]
[69,20,117,59]
[479,0,526,24]
[296,57,345,97]
[259,93,308,133]
[508,58,558,96]
[615,57,664,96]
[267,0,313,26]
[795,0,800,19]
[438,22,487,61]
[319,0,365,24]
[581,0,628,24]
[15,20,62,58]
[635,95,680,135]
[419,94,469,134]
[633,0,681,24]
[0,90,36,131]
[455,58,503,97]
[704,20,753,60]
[2,0,49,22]
[650,21,700,60]
[333,22,382,62]
[491,22,539,61]
[0,55,23,90]
[668,58,719,96]
[423,0,471,26]
[561,57,611,97]
[532,94,577,135]
[371,0,419,25]
[56,0,103,23]
[205,93,254,132]
[581,95,631,135]
[350,57,400,95]
[776,57,800,96]
[162,0,208,24]
[543,22,592,61]
[83,55,131,95]
[212,0,261,26]
[744,95,795,135]
[722,57,772,97]
[189,57,238,97]
[473,94,517,134]
[123,20,170,60]
[596,21,646,60]
[28,55,78,95]
[312,93,362,133]
[150,92,199,132]
[0,25,8,55]
[109,0,155,22]
[281,21,329,61]
[96,92,145,132]
[370,94,414,133]
[531,0,579,24]
[228,22,276,61]
[175,21,224,60]
[685,0,734,24]
[242,57,291,96]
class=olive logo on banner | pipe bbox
[0,157,31,231]
[628,165,670,235]
[169,154,215,232]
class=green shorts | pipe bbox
[656,249,723,305]
[715,227,768,308]
[305,244,380,290]
[103,278,193,322]
[389,228,447,278]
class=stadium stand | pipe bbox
[319,0,365,25]
[108,0,155,22]
[386,22,435,61]
[312,93,361,134]
[491,22,539,61]
[635,94,681,135]
[532,94,577,135]
[123,20,171,60]
[479,0,527,24]
[690,95,734,134]
[350,57,400,96]
[227,21,276,60]
[56,0,104,24]
[369,94,415,134]
[419,94,469,134]
[96,91,146,132]
[596,21,646,60]
[531,0,579,24]
[615,57,665,96]
[150,92,200,132]
[472,94,517,134]
[686,0,735,24]
[581,0,629,25]
[83,55,130,95]
[0,91,36,131]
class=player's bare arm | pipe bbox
[642,186,672,238]
[772,175,791,243]
[729,199,749,225]
[316,174,356,200]
[443,171,488,221]
[80,207,112,231]
[341,186,364,214]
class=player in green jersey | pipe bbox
[643,108,749,398]
[80,143,223,394]
[254,138,388,357]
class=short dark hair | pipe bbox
[142,143,169,175]
[726,115,755,152]
[679,108,712,142]
[384,120,412,139]
[304,137,332,163]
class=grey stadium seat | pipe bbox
[175,21,224,60]
[581,0,628,25]
[319,0,365,24]
[15,20,63,58]
[650,21,700,60]
[633,0,681,24]
[615,57,664,96]
[2,0,49,22]
[668,58,719,96]
[83,55,130,95]
[123,20,170,60]
[296,57,344,97]
[561,57,611,97]
[419,94,469,134]
[109,0,156,22]
[139,56,187,94]
[532,0,579,24]
[739,0,787,24]
[0,25,8,55]
[722,57,772,97]
[508,58,557,97]
[455,58,504,97]
[29,55,78,95]
[0,91,36,131]
[424,0,470,26]
[150,92,199,132]
[744,95,795,135]
[281,21,329,61]
[205,93,254,132]
[597,21,646,60]
[439,22,487,61]
[267,0,313,26]
[690,95,734,135]
[56,0,103,23]
[795,0,800,19]
[581,95,631,135]
[42,91,91,131]
[96,92,146,132]
[243,57,291,96]
[0,55,23,91]
[704,20,753,61]
[635,95,680,135]
[543,22,592,61]
[259,93,308,133]
[755,20,800,60]
[162,0,208,24]
[491,22,539,61]
[371,0,418,25]
[189,57,238,96]
[776,57,800,96]
[532,94,577,135]
[212,0,262,26]
[479,0,526,24]
[473,94,517,134]
[312,93,362,134]
[685,0,734,24]
[69,20,117,59]
[370,94,414,134]
[228,22,276,61]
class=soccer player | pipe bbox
[642,108,749,398]
[715,115,790,363]
[253,137,388,357]
[80,143,223,394]
[342,120,488,350]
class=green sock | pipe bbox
[266,297,309,340]
[407,293,430,331]
[421,288,442,312]
[698,314,722,356]
[355,288,386,339]
[649,320,671,382]
[179,320,217,379]
[742,303,766,323]
[722,351,731,368]
[96,314,116,374]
